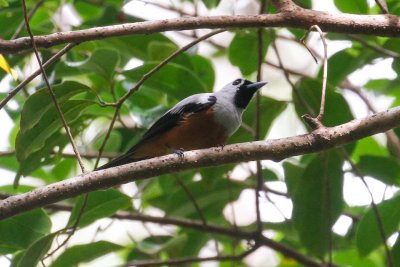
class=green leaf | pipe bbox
[356,194,400,256]
[146,177,246,223]
[0,2,22,39]
[202,0,221,9]
[50,241,123,267]
[334,0,369,14]
[333,249,382,267]
[0,209,51,254]
[55,49,120,80]
[81,49,120,79]
[67,189,131,228]
[292,152,344,257]
[74,1,103,22]
[228,30,270,76]
[132,231,208,259]
[393,235,400,267]
[16,100,95,175]
[101,33,173,62]
[324,49,366,86]
[358,155,400,185]
[135,234,187,257]
[294,0,311,8]
[123,62,209,101]
[16,233,57,267]
[283,161,306,198]
[293,78,354,127]
[383,37,400,54]
[189,55,215,90]
[16,120,81,178]
[19,81,91,133]
[147,41,179,62]
[351,137,388,163]
[0,0,9,7]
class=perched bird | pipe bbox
[98,78,267,170]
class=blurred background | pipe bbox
[1,0,400,266]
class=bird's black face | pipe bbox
[233,79,267,109]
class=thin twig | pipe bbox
[20,0,85,174]
[342,80,400,158]
[43,193,90,260]
[94,109,120,168]
[321,153,333,266]
[0,150,117,159]
[21,0,88,260]
[300,25,328,127]
[262,185,288,197]
[225,174,239,232]
[126,246,257,267]
[118,29,225,104]
[174,29,314,78]
[347,34,399,58]
[375,0,389,14]
[339,149,394,267]
[0,43,77,111]
[175,176,220,254]
[255,0,267,235]
[269,30,314,115]
[12,0,45,39]
[137,0,195,17]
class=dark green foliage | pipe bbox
[1,0,400,266]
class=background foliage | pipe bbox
[1,0,400,266]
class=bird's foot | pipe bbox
[218,143,225,151]
[172,148,185,159]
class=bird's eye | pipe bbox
[232,79,242,86]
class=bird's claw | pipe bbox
[173,148,185,159]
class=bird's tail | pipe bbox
[95,152,138,170]
[96,140,165,170]
[95,151,148,171]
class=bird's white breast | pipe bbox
[212,97,243,136]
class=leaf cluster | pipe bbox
[1,0,400,266]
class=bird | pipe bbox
[97,78,267,170]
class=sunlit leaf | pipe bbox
[67,189,131,227]
[50,241,123,267]
[123,62,209,101]
[334,0,369,14]
[202,0,221,9]
[292,151,344,257]
[356,194,400,256]
[228,30,270,76]
[358,155,400,185]
[16,233,57,267]
[0,209,51,254]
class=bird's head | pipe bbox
[219,78,267,109]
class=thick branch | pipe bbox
[2,9,400,53]
[1,107,400,219]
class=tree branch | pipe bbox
[2,8,400,53]
[1,106,400,219]
[127,246,257,267]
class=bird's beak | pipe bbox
[246,81,268,91]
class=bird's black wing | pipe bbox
[96,94,216,170]
[137,95,217,146]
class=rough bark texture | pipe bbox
[2,7,400,53]
[1,106,400,220]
